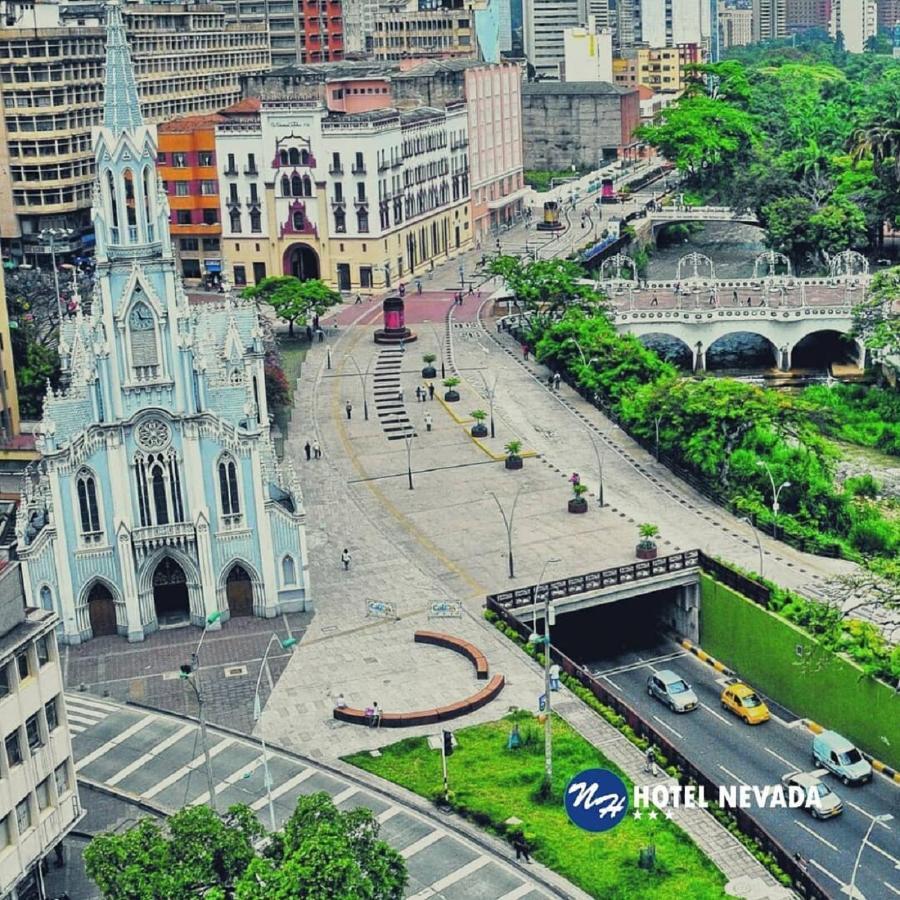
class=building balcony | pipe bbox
[224,166,239,176]
[245,196,262,207]
[329,164,344,175]
[354,197,368,207]
[351,164,366,175]
[131,521,196,556]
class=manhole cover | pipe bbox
[224,665,248,678]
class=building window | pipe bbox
[36,777,51,811]
[360,266,373,288]
[226,152,237,175]
[54,762,69,797]
[36,636,50,667]
[176,210,192,225]
[357,210,369,232]
[246,153,257,175]
[199,151,214,166]
[202,209,218,225]
[180,238,199,251]
[292,210,305,231]
[218,455,241,519]
[282,555,296,585]
[334,209,346,233]
[5,730,22,767]
[250,210,262,233]
[253,262,266,283]
[128,302,159,375]
[15,798,30,834]
[200,181,217,195]
[0,662,8,697]
[76,470,102,537]
[45,697,59,732]
[288,147,300,166]
[173,182,190,197]
[356,182,366,202]
[334,182,343,202]
[202,238,220,251]
[150,461,169,525]
[0,814,9,850]
[25,714,42,752]
[230,210,242,233]
[233,265,247,286]
[15,650,29,681]
[182,259,202,279]
[172,152,187,168]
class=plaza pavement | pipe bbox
[259,294,791,896]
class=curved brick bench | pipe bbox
[414,630,489,680]
[334,674,505,728]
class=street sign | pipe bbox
[538,693,547,712]
[429,600,462,619]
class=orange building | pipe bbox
[158,114,226,284]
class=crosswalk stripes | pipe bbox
[64,693,119,734]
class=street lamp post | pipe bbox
[530,557,561,640]
[347,355,371,421]
[756,461,790,541]
[740,516,764,577]
[849,814,892,899]
[252,632,298,831]
[528,587,556,786]
[654,414,663,461]
[179,610,223,812]
[588,433,606,508]
[486,486,522,579]
[40,227,73,325]
[479,366,498,439]
[403,434,414,489]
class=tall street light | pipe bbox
[179,610,223,812]
[756,461,790,541]
[529,582,557,786]
[486,486,522,579]
[403,433,415,490]
[40,227,73,325]
[587,432,606,508]
[739,516,764,577]
[478,357,499,439]
[849,813,892,900]
[530,557,561,640]
[252,632,298,831]
[347,355,371,421]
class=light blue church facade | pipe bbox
[15,4,310,644]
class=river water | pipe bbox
[637,222,858,380]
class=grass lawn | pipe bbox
[278,338,308,394]
[345,712,727,900]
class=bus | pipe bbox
[600,177,617,204]
[536,200,563,231]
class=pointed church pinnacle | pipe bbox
[103,1,144,134]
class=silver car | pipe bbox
[647,669,699,713]
[782,771,843,819]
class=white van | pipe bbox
[812,730,873,785]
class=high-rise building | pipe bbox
[613,43,702,92]
[719,4,753,46]
[0,0,269,265]
[786,0,831,33]
[215,0,344,67]
[562,19,614,81]
[752,0,788,41]
[878,0,900,29]
[15,3,310,645]
[340,0,378,53]
[0,562,82,899]
[831,0,877,52]
[616,0,639,48]
[525,0,589,80]
[373,1,479,60]
[589,0,612,29]
[640,0,708,48]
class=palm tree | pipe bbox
[850,108,900,178]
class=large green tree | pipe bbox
[852,266,900,355]
[84,794,406,900]
[243,276,340,337]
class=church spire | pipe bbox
[103,1,143,133]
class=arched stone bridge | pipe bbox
[645,205,761,233]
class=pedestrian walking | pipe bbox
[732,289,738,303]
[345,400,353,420]
[424,411,433,432]
[420,385,427,402]
[747,297,752,307]
[306,324,313,342]
[553,372,561,391]
[313,439,321,459]
[708,292,715,306]
[650,295,658,306]
[341,548,351,570]
[549,662,561,691]
[512,832,531,863]
[548,373,554,389]
[522,344,529,361]
[645,744,658,776]
[397,386,404,402]
[415,278,422,294]
[317,328,324,343]
[334,692,347,709]
[355,293,362,304]
[304,441,311,461]
[428,382,435,400]
[399,282,406,298]
[368,702,382,728]
[415,385,423,402]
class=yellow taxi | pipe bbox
[720,682,770,725]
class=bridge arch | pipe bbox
[705,330,780,372]
[637,333,693,369]
[790,327,861,372]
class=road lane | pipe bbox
[585,641,900,899]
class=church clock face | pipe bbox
[130,304,154,330]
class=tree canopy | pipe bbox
[83,793,407,900]
[243,276,340,336]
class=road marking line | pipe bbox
[844,800,890,824]
[107,724,195,786]
[142,738,233,798]
[75,716,156,772]
[885,880,900,896]
[593,651,686,677]
[377,805,401,824]
[65,695,119,714]
[864,838,900,869]
[763,747,795,769]
[652,715,683,739]
[795,820,840,853]
[69,724,84,734]
[66,713,103,727]
[718,765,748,786]
[191,757,266,806]
[808,859,844,887]
[407,856,491,899]
[249,768,315,810]
[400,829,444,859]
[497,884,536,900]
[700,704,733,727]
[602,676,622,691]
[331,786,358,806]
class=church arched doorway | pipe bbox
[282,243,320,281]
[153,557,190,626]
[226,564,254,617]
[87,583,117,637]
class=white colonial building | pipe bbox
[14,3,311,644]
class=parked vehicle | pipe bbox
[720,682,770,725]
[812,731,873,785]
[781,771,843,819]
[647,669,698,712]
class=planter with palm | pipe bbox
[443,376,460,402]
[568,482,589,514]
[504,440,523,470]
[422,353,438,378]
[470,409,488,438]
[636,523,660,560]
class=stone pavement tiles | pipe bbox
[67,694,566,900]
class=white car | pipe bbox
[781,771,843,819]
[647,669,699,713]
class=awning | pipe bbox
[81,233,95,246]
[205,259,222,272]
[487,186,530,211]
